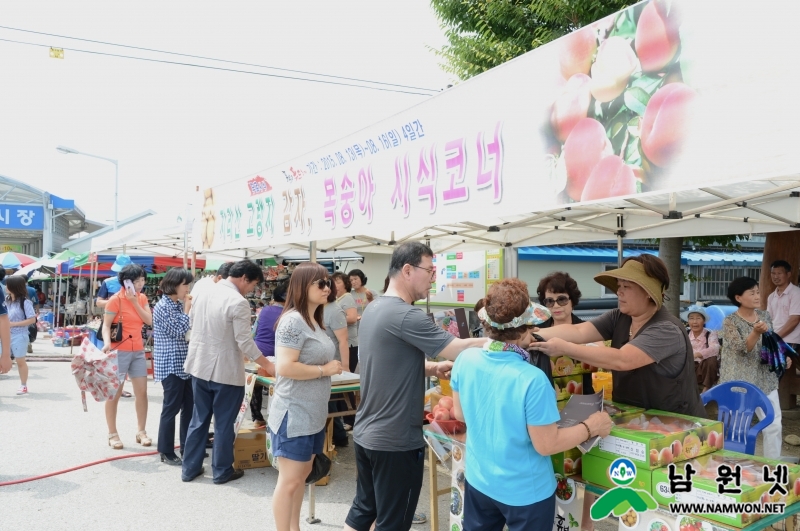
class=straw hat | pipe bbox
[594,260,665,310]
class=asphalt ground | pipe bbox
[0,340,454,530]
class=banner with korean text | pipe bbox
[197,0,800,253]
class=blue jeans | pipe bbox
[158,374,194,455]
[181,377,244,483]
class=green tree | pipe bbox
[431,0,634,80]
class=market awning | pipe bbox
[518,246,763,266]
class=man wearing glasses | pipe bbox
[344,242,485,531]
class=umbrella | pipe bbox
[12,257,65,277]
[0,252,37,269]
[71,337,121,412]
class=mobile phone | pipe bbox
[123,279,135,295]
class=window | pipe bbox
[699,266,761,300]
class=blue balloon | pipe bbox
[704,305,736,331]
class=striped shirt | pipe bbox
[152,297,191,381]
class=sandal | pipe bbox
[135,431,152,447]
[108,433,124,450]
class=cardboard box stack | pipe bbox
[234,426,270,470]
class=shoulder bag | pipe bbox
[109,295,125,343]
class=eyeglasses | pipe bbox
[410,264,436,277]
[543,295,570,308]
[310,279,332,290]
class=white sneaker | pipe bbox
[16,385,28,395]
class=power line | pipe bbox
[0,25,440,94]
[0,37,436,96]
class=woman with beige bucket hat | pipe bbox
[534,254,706,417]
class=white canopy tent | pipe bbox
[194,0,799,267]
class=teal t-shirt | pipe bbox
[451,346,560,506]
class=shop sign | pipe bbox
[0,205,44,231]
[0,244,22,252]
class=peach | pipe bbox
[659,447,673,464]
[449,406,457,420]
[438,396,454,410]
[581,155,637,201]
[559,27,597,79]
[566,380,578,394]
[794,478,800,497]
[563,118,613,200]
[641,82,698,167]
[434,409,450,421]
[574,457,582,473]
[575,383,583,394]
[650,449,660,466]
[551,73,593,142]
[590,36,638,102]
[707,431,717,449]
[564,458,575,474]
[671,440,683,459]
[581,362,592,371]
[635,0,680,73]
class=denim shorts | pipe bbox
[269,414,325,463]
[116,350,147,379]
[10,333,29,359]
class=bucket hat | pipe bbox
[594,259,665,310]
[110,254,132,272]
[680,305,709,323]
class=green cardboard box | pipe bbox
[550,355,597,377]
[587,409,723,470]
[652,450,800,527]
[582,452,657,492]
[553,373,593,401]
[603,400,645,418]
[551,446,583,476]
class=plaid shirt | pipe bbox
[152,297,191,381]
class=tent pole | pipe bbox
[191,251,196,277]
[310,242,317,264]
[425,237,431,314]
[616,214,625,267]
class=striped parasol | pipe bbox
[0,252,38,269]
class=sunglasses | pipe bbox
[543,295,570,308]
[310,278,332,290]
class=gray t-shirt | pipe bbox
[337,293,358,347]
[267,310,335,438]
[323,302,347,361]
[354,296,455,452]
[590,309,686,378]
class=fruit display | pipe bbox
[550,355,597,376]
[587,410,723,470]
[552,447,583,477]
[603,400,645,418]
[544,0,698,203]
[553,373,592,401]
[651,450,800,527]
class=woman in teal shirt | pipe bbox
[451,278,612,530]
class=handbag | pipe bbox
[305,453,332,484]
[527,333,554,385]
[28,323,37,343]
[109,295,125,343]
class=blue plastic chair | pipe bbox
[700,381,774,455]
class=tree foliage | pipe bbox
[431,0,634,80]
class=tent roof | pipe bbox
[518,246,762,266]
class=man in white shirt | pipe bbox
[767,260,800,349]
[181,260,274,485]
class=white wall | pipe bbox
[338,252,392,293]
[518,260,607,299]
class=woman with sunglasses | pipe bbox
[536,272,585,328]
[269,263,342,531]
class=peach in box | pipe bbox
[587,409,722,470]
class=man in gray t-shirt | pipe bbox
[345,242,484,531]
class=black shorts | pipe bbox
[345,443,425,531]
[463,478,555,531]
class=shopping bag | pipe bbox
[70,337,121,412]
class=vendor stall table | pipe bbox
[256,373,360,524]
[423,426,800,531]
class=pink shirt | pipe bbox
[767,282,800,344]
[689,328,720,361]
